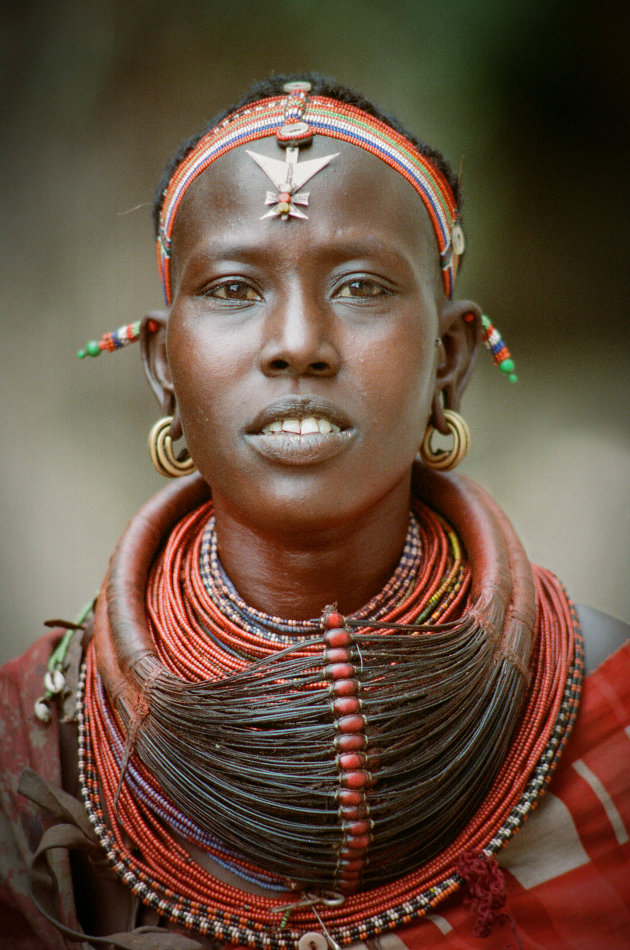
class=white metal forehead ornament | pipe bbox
[245,81,338,221]
[246,146,339,220]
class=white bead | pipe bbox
[298,933,327,950]
[451,224,465,255]
[34,698,51,722]
[44,669,66,694]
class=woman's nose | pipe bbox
[258,294,341,378]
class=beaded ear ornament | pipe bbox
[464,312,517,382]
[77,315,517,382]
[481,314,517,382]
[77,319,158,359]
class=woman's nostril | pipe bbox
[269,359,290,372]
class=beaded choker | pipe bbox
[80,468,582,948]
[197,510,423,647]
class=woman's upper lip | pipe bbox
[246,396,354,434]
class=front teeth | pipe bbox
[262,415,340,436]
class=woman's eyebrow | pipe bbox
[181,234,421,269]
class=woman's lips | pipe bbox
[246,395,353,434]
[244,397,356,465]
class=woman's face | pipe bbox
[166,137,448,535]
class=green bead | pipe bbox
[77,349,86,359]
[499,358,514,373]
[509,373,518,383]
[86,340,101,357]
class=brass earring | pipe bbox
[148,416,195,478]
[420,409,471,471]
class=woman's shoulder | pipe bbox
[576,604,630,674]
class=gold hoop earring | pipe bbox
[420,409,471,471]
[148,416,195,478]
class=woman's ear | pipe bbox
[431,300,482,435]
[140,311,182,437]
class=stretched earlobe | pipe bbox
[140,312,179,432]
[431,300,482,434]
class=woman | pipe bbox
[1,74,628,950]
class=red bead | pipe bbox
[332,696,361,716]
[342,819,371,835]
[323,627,352,648]
[340,804,369,820]
[331,678,357,697]
[337,752,366,770]
[325,611,345,630]
[277,191,291,203]
[337,714,366,733]
[340,770,370,789]
[325,647,350,663]
[338,879,360,894]
[323,628,351,648]
[334,733,365,752]
[325,663,356,681]
[336,788,362,806]
[463,311,475,322]
[345,834,370,849]
[146,319,159,333]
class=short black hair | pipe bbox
[152,72,460,237]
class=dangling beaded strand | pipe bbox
[480,314,517,382]
[77,319,158,359]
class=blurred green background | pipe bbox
[2,0,629,663]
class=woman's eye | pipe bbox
[207,281,260,301]
[336,279,388,298]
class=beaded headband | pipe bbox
[78,83,515,381]
[157,83,465,303]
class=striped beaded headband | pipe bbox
[157,85,465,303]
[78,84,515,381]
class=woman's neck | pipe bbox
[211,485,412,620]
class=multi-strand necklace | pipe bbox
[78,470,582,948]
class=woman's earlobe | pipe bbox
[140,311,176,415]
[434,300,482,418]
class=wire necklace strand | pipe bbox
[79,469,582,948]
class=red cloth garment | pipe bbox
[0,631,79,949]
[1,635,629,949]
[386,642,630,949]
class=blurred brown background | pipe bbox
[2,0,628,664]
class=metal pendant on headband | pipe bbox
[246,146,339,220]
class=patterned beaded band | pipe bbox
[157,90,464,303]
[77,319,160,359]
[481,314,517,383]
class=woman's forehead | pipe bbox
[170,137,438,271]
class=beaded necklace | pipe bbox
[79,470,582,949]
[197,509,424,645]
